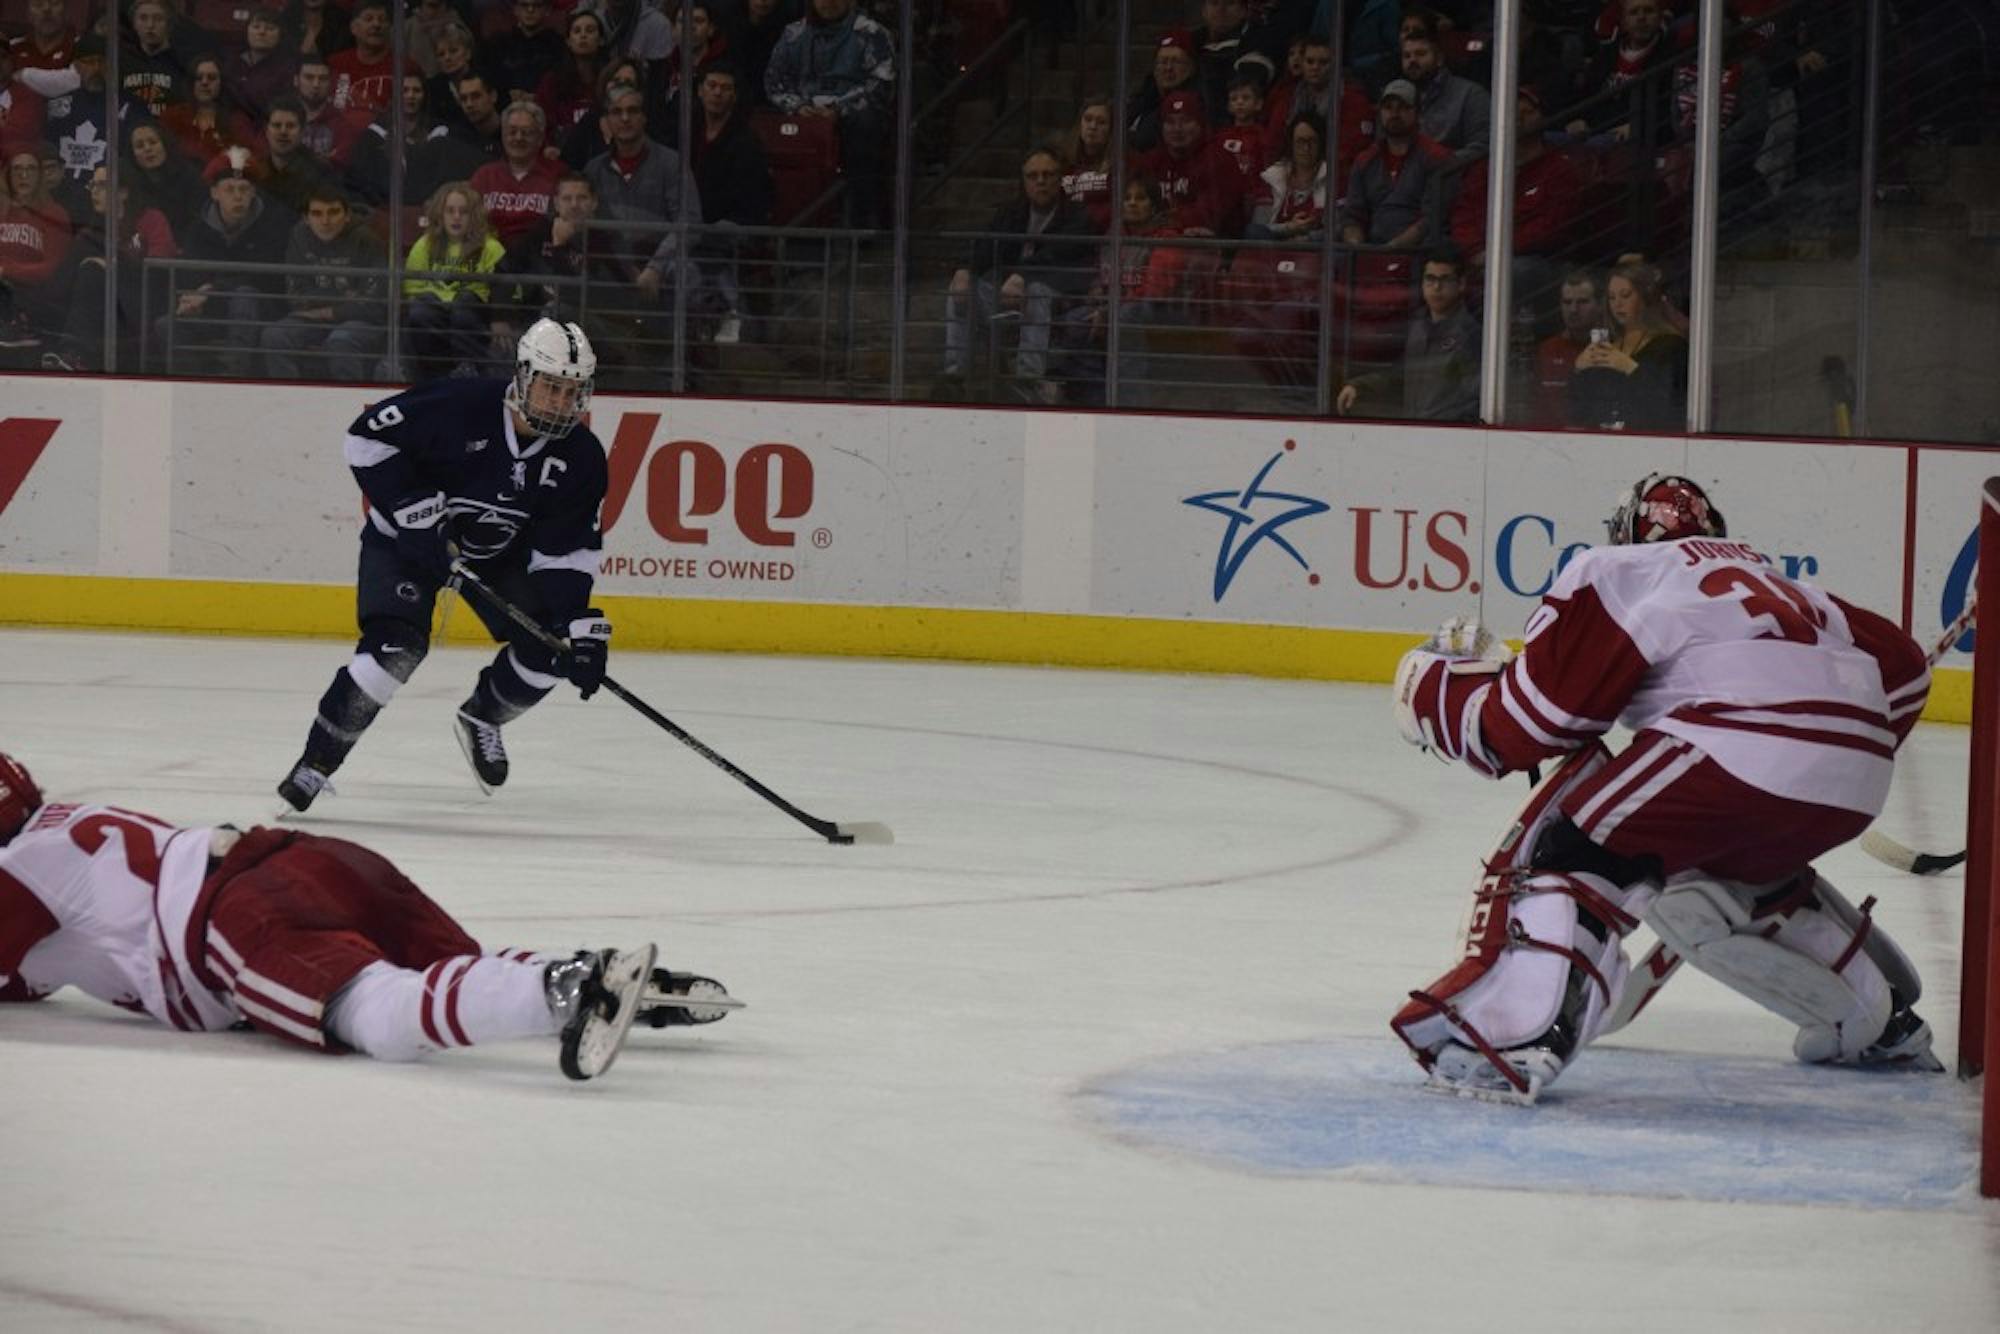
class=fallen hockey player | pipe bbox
[1389,473,1941,1103]
[0,751,734,1081]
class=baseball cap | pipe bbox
[1379,78,1418,105]
[202,145,256,183]
[1157,29,1195,56]
[1160,89,1205,123]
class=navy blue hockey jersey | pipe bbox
[343,377,608,580]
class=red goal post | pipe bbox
[1962,478,2000,1196]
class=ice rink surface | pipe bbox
[2,628,1997,1333]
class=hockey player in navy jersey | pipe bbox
[278,318,612,810]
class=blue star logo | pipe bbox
[1183,447,1331,602]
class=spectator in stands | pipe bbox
[584,82,702,306]
[1400,19,1490,167]
[536,9,608,143]
[1134,89,1238,238]
[128,122,210,244]
[38,34,111,218]
[689,63,774,345]
[1246,108,1328,242]
[166,160,292,376]
[550,59,636,171]
[937,146,1096,404]
[402,0,460,78]
[490,0,567,103]
[283,0,354,62]
[243,98,336,228]
[1126,29,1197,154]
[228,7,301,128]
[1331,0,1407,86]
[260,183,383,380]
[402,178,505,378]
[471,100,560,247]
[295,56,361,165]
[1337,248,1481,422]
[604,0,673,64]
[347,71,449,206]
[44,163,179,373]
[424,21,481,130]
[1056,94,1114,233]
[1446,85,1582,311]
[1339,79,1451,248]
[411,70,507,193]
[739,0,804,108]
[123,0,193,116]
[1567,257,1686,431]
[1192,0,1281,123]
[765,0,895,228]
[495,171,619,331]
[162,55,256,167]
[330,0,414,116]
[1568,0,1674,145]
[1214,69,1275,186]
[1264,32,1325,134]
[1672,23,1770,231]
[1530,267,1602,424]
[1063,174,1188,405]
[651,2,738,131]
[0,45,48,165]
[0,144,72,353]
[7,0,80,73]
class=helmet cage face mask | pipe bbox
[506,319,596,438]
[1607,473,1726,545]
[0,752,43,846]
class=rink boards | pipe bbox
[0,375,1989,718]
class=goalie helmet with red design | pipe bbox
[1606,473,1727,545]
[0,751,43,846]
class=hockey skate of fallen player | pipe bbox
[278,317,613,811]
[0,753,733,1081]
[1388,474,1941,1103]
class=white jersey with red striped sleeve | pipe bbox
[1475,537,1928,816]
[0,803,239,1032]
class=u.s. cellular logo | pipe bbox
[1182,440,1329,602]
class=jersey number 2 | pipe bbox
[1698,567,1826,644]
[69,811,170,886]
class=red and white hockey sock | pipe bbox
[325,955,557,1062]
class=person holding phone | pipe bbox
[1567,259,1688,432]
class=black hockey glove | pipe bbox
[564,610,611,699]
[389,491,454,578]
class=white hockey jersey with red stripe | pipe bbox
[1477,538,1930,815]
[0,803,239,1031]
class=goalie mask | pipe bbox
[0,751,43,846]
[506,318,596,439]
[1606,473,1726,546]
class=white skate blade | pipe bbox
[1421,1069,1544,1107]
[835,821,894,845]
[639,988,746,1014]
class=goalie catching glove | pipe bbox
[1392,616,1510,778]
[564,610,611,699]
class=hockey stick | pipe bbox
[448,561,894,846]
[1858,590,1979,876]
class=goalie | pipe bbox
[1389,474,1941,1103]
[0,751,732,1082]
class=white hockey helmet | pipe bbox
[507,318,596,438]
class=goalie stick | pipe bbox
[1857,590,1979,876]
[449,562,893,846]
[1607,592,1979,1030]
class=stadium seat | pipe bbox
[1220,248,1323,387]
[750,108,840,225]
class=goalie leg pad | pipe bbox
[1393,872,1634,1097]
[1644,871,1897,1063]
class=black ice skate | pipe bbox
[546,944,658,1081]
[276,759,336,813]
[453,708,509,793]
[639,968,741,1028]
[1856,1004,1945,1072]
